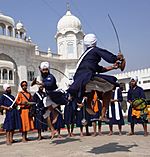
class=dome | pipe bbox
[16,21,24,29]
[57,10,82,33]
[0,12,15,26]
[16,21,26,33]
[16,21,24,30]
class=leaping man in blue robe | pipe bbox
[67,33,126,122]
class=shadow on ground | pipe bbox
[88,142,138,154]
[51,137,81,145]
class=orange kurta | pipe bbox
[16,91,34,132]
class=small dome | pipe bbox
[0,12,15,26]
[16,21,26,33]
[57,10,81,33]
[16,21,24,30]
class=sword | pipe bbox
[108,14,126,71]
[108,14,121,53]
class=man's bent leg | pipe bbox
[47,116,57,139]
[100,90,112,122]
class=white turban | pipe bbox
[3,83,10,91]
[83,33,97,47]
[40,61,50,70]
[130,76,138,82]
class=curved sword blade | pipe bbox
[108,14,121,52]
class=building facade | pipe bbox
[0,9,84,95]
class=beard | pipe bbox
[6,90,11,95]
[41,71,50,78]
[131,83,136,89]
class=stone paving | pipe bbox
[0,123,150,157]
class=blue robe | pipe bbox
[127,86,146,123]
[42,73,58,92]
[107,88,124,125]
[32,91,47,131]
[67,46,119,103]
[64,98,76,125]
[75,100,92,127]
[42,73,68,105]
[0,93,22,131]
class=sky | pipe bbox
[1,0,150,73]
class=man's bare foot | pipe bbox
[108,132,113,136]
[38,136,42,140]
[98,132,103,136]
[6,140,12,145]
[25,138,31,141]
[119,132,122,136]
[67,133,71,137]
[10,139,17,143]
[22,139,28,143]
[38,136,46,140]
[58,135,62,138]
[50,130,57,140]
[71,133,75,137]
[126,132,134,136]
[80,132,84,137]
[144,132,148,137]
[92,133,97,137]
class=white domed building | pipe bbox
[56,8,84,60]
[0,8,85,95]
[54,8,85,89]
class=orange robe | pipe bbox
[16,91,34,132]
[92,91,99,113]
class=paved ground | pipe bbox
[0,123,150,157]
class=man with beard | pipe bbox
[0,84,21,145]
[127,76,148,136]
[32,61,67,139]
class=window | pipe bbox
[143,80,150,84]
[67,42,74,54]
[8,26,13,37]
[0,60,14,84]
[2,69,7,80]
[0,23,5,35]
[9,70,13,80]
[27,71,35,81]
[59,43,64,55]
